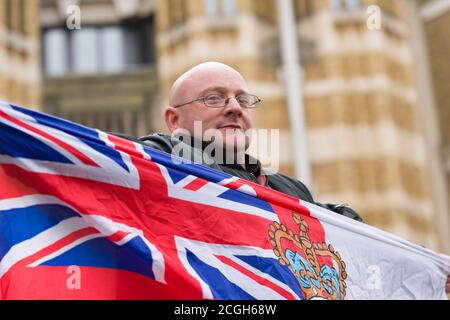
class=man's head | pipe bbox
[164,62,256,153]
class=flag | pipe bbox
[0,101,449,300]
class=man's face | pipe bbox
[170,66,254,152]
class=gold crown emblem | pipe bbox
[268,213,347,300]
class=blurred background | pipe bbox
[0,0,449,254]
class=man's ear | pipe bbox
[164,107,180,133]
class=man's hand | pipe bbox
[446,275,450,294]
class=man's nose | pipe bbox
[223,97,243,116]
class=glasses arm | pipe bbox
[173,97,205,108]
[173,95,262,108]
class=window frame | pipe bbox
[42,17,155,77]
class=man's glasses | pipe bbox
[173,93,261,109]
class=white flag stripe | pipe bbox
[175,243,215,299]
[225,255,301,300]
[1,107,140,189]
[0,217,87,278]
[27,233,103,267]
[175,237,288,300]
[0,194,166,284]
[174,238,300,299]
[0,194,71,212]
[303,201,450,268]
[0,115,85,166]
[159,165,279,222]
[173,175,198,188]
[0,154,139,189]
[302,201,450,299]
[217,177,239,186]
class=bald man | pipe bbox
[116,62,363,222]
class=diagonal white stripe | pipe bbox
[27,233,103,268]
[0,217,87,278]
[175,237,288,300]
[217,177,239,186]
[0,106,140,189]
[219,178,257,197]
[225,255,301,300]
[0,112,85,166]
[158,165,279,222]
[0,195,166,284]
[174,175,198,188]
[0,194,71,212]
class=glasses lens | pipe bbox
[236,95,250,107]
[204,94,226,107]
[203,94,260,108]
[237,94,259,108]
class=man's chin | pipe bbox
[203,128,250,158]
[202,136,248,165]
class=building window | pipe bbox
[101,26,126,73]
[222,0,236,17]
[330,0,361,12]
[72,28,100,75]
[43,29,69,76]
[204,0,217,17]
[346,0,361,11]
[330,0,342,11]
[204,0,236,18]
[42,17,155,76]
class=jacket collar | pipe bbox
[175,133,263,177]
[222,154,263,177]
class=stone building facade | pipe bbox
[0,0,41,108]
[4,0,444,252]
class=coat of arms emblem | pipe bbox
[269,213,347,300]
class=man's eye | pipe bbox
[205,95,223,104]
[237,96,250,105]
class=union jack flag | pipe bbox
[1,102,449,300]
[0,102,329,300]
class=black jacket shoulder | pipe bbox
[268,173,363,222]
[266,173,315,203]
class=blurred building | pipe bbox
[0,0,41,108]
[33,0,450,253]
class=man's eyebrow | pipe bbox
[199,87,248,96]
